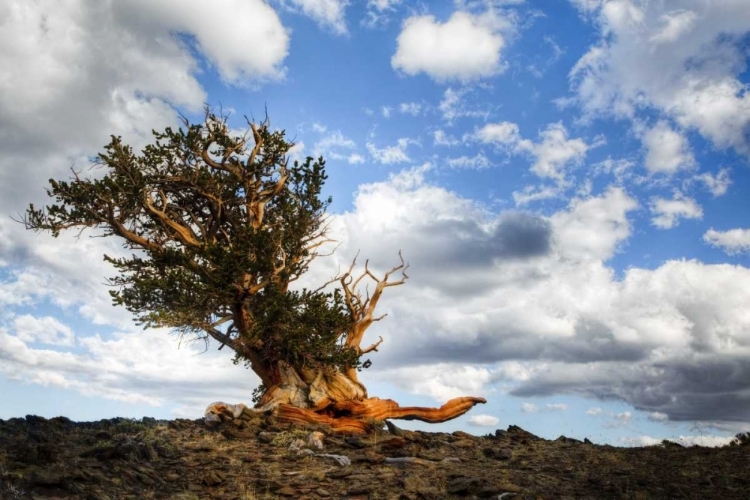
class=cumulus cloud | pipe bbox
[475,121,523,146]
[373,364,492,402]
[0,0,289,218]
[447,153,492,170]
[434,130,461,146]
[0,325,255,413]
[283,0,349,35]
[120,0,289,85]
[521,403,540,413]
[313,130,364,164]
[392,10,511,82]
[12,315,74,346]
[703,228,750,255]
[399,102,423,116]
[567,0,750,156]
[362,0,401,28]
[641,121,696,175]
[524,123,592,183]
[695,168,732,197]
[367,138,416,164]
[650,192,703,229]
[475,121,594,186]
[648,411,668,422]
[512,185,561,206]
[468,414,500,427]
[438,87,491,122]
[316,168,750,423]
[546,403,569,411]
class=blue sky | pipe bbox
[1,0,750,447]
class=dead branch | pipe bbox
[337,252,409,352]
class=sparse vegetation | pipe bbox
[729,432,750,447]
[1,414,749,499]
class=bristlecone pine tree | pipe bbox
[23,109,485,433]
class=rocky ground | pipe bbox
[0,413,748,500]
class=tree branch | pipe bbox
[360,336,383,354]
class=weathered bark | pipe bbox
[232,361,486,434]
[222,255,487,434]
[273,396,487,434]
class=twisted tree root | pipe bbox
[274,396,487,434]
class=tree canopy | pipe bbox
[25,110,362,371]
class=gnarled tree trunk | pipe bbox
[213,255,486,433]
[248,361,485,433]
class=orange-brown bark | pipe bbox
[272,396,487,434]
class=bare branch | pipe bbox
[334,252,409,351]
[360,336,384,354]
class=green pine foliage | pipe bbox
[23,109,359,372]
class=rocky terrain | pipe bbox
[0,412,748,499]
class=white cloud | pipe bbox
[347,153,366,164]
[447,153,492,170]
[374,364,491,402]
[288,141,306,163]
[621,435,734,448]
[546,403,569,411]
[650,192,703,229]
[0,325,255,413]
[525,123,591,184]
[367,138,415,164]
[313,130,362,163]
[648,411,668,422]
[619,435,662,447]
[512,185,560,206]
[438,87,490,122]
[649,10,698,45]
[123,0,289,85]
[284,0,349,35]
[586,407,603,416]
[476,121,592,185]
[13,315,74,346]
[381,106,392,118]
[475,121,522,146]
[616,411,631,423]
[368,0,399,10]
[392,10,510,82]
[362,0,401,28]
[521,402,540,413]
[568,0,750,156]
[552,186,637,261]
[695,168,731,197]
[0,0,290,220]
[468,414,500,427]
[434,130,461,146]
[322,169,750,423]
[399,102,423,116]
[593,158,636,183]
[642,121,696,174]
[704,228,750,255]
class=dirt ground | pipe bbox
[0,413,748,499]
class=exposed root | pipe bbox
[273,396,487,434]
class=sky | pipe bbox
[1,0,750,448]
